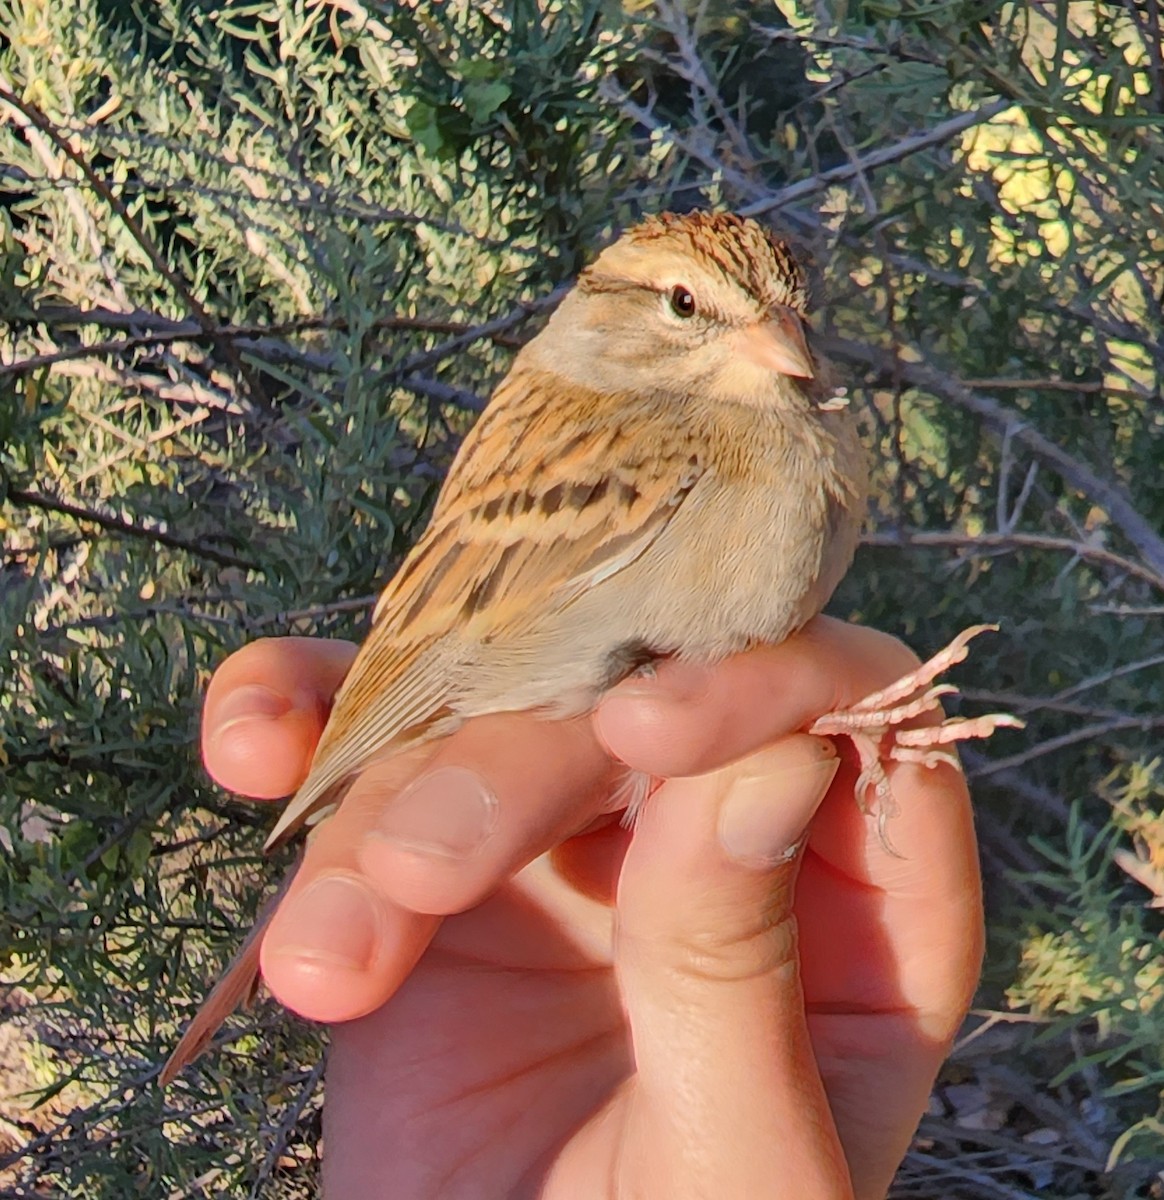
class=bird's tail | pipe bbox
[160,856,301,1086]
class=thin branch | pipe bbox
[11,100,132,313]
[399,374,487,413]
[601,79,782,209]
[250,595,377,629]
[740,101,1012,217]
[652,0,755,167]
[612,76,1158,360]
[50,358,244,417]
[969,716,1164,779]
[389,286,567,379]
[4,487,258,570]
[827,336,1164,580]
[247,1059,325,1200]
[959,690,1156,724]
[960,376,1152,401]
[1089,604,1164,617]
[860,529,1164,592]
[2,307,511,377]
[39,594,378,640]
[0,81,267,408]
[5,150,494,243]
[1044,653,1164,706]
[35,306,482,338]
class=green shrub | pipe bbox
[2,1,1161,1194]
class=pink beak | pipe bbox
[737,305,814,380]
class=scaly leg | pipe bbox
[809,625,1024,846]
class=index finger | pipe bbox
[598,615,983,1024]
[595,616,925,780]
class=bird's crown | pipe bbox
[580,211,809,315]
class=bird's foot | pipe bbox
[808,624,1024,851]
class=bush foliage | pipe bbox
[1,0,1162,1195]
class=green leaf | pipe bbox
[463,78,511,123]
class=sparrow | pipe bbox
[263,211,868,847]
[161,211,1015,1084]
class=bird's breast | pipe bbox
[630,436,859,653]
[456,406,865,718]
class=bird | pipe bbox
[161,211,1016,1084]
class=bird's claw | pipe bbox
[809,625,1023,850]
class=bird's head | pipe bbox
[529,211,819,408]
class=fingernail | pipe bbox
[370,766,498,859]
[275,873,381,971]
[212,684,294,736]
[719,751,840,867]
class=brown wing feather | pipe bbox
[263,368,704,848]
[160,859,301,1085]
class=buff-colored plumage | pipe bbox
[162,211,869,1082]
[266,211,866,847]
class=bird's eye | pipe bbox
[667,285,697,319]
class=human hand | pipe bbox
[201,616,982,1199]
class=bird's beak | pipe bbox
[737,305,815,380]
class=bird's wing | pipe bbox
[265,370,706,849]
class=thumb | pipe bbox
[606,734,853,1199]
